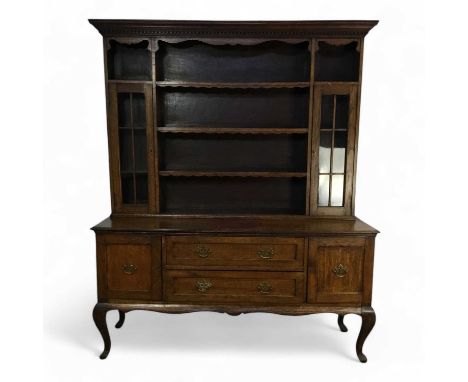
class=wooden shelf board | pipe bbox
[314,81,359,85]
[107,79,153,84]
[157,127,308,134]
[121,171,148,175]
[159,171,307,178]
[155,81,310,89]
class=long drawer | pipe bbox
[163,236,305,270]
[164,270,305,304]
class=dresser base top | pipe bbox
[92,215,378,236]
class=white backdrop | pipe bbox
[1,0,467,380]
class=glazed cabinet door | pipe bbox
[310,83,358,216]
[107,82,156,214]
[307,237,374,304]
[96,234,162,301]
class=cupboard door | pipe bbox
[96,234,162,301]
[310,84,358,216]
[308,237,369,304]
[108,82,156,213]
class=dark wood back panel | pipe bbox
[160,177,307,215]
[159,133,307,172]
[157,87,309,128]
[156,40,311,82]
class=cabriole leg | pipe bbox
[356,307,376,363]
[92,304,111,359]
[115,310,125,328]
[337,314,348,332]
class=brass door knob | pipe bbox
[121,264,137,275]
[332,264,348,277]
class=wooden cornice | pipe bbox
[89,19,379,39]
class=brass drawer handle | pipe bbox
[332,264,348,277]
[196,279,212,292]
[121,264,137,275]
[257,248,274,259]
[257,281,273,294]
[195,245,211,258]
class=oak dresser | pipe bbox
[89,19,379,362]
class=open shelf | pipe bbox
[154,39,311,216]
[107,40,151,81]
[158,88,309,128]
[160,177,306,215]
[157,127,308,134]
[156,40,310,83]
[108,80,152,84]
[159,171,307,178]
[155,81,310,89]
[159,133,307,172]
[314,41,360,82]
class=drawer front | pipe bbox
[308,237,367,304]
[164,236,305,270]
[165,270,305,304]
[96,234,162,301]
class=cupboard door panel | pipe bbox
[107,243,152,292]
[316,245,363,301]
[308,237,367,304]
[96,234,161,301]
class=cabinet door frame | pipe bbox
[307,236,374,304]
[107,82,156,214]
[310,83,358,216]
[96,233,162,301]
